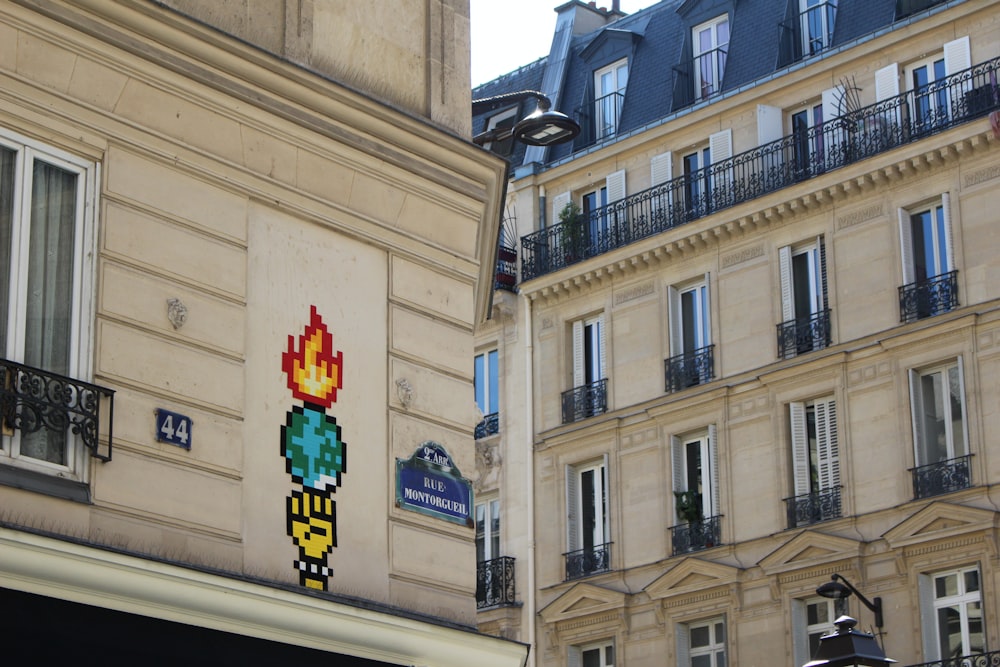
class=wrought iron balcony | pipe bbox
[575,91,626,148]
[778,1,837,66]
[785,487,842,528]
[561,378,608,424]
[905,649,1000,667]
[495,245,518,292]
[0,358,115,462]
[910,454,972,500]
[670,515,722,555]
[672,46,728,110]
[665,345,714,393]
[476,556,516,609]
[899,271,958,323]
[895,0,948,21]
[777,309,831,359]
[521,57,1000,281]
[564,542,612,580]
[475,412,500,439]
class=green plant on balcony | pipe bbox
[558,201,587,263]
[674,490,703,524]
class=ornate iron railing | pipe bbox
[777,309,832,359]
[910,454,972,499]
[670,515,722,555]
[576,92,626,147]
[564,542,612,580]
[475,412,499,439]
[785,486,842,528]
[905,650,1000,667]
[476,556,516,609]
[778,1,838,66]
[522,57,1000,281]
[495,245,518,292]
[0,358,115,461]
[895,0,948,20]
[665,345,714,393]
[561,378,608,424]
[899,271,959,322]
[672,46,729,110]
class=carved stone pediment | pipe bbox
[644,558,740,601]
[883,502,997,550]
[539,582,626,625]
[758,531,862,577]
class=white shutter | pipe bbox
[651,151,673,185]
[572,320,584,388]
[668,286,682,355]
[818,236,828,311]
[955,356,968,457]
[815,398,840,490]
[821,86,845,121]
[909,369,927,465]
[568,645,583,667]
[702,273,713,347]
[708,424,720,518]
[918,574,937,660]
[757,104,784,145]
[709,129,733,191]
[676,623,690,667]
[597,315,607,381]
[601,453,610,544]
[943,36,971,76]
[790,402,811,496]
[566,464,579,551]
[671,435,685,494]
[941,192,955,272]
[875,63,900,101]
[791,600,808,667]
[779,245,794,322]
[606,169,626,204]
[899,208,915,285]
[552,191,572,226]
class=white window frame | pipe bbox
[474,496,501,564]
[899,196,954,286]
[474,348,499,417]
[668,276,712,356]
[572,315,606,388]
[677,616,727,667]
[919,566,985,661]
[908,359,968,467]
[692,15,729,100]
[0,128,98,480]
[594,58,628,139]
[799,0,837,57]
[566,456,609,554]
[779,237,827,324]
[483,107,518,155]
[671,426,719,522]
[792,597,840,666]
[569,639,615,667]
[790,397,839,496]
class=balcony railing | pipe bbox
[905,649,1000,667]
[785,486,842,528]
[564,542,612,580]
[576,91,625,147]
[672,46,728,110]
[899,271,959,323]
[895,0,948,20]
[521,57,1000,281]
[778,1,837,66]
[0,358,115,461]
[777,309,831,359]
[561,378,608,424]
[476,556,516,609]
[475,412,499,439]
[910,454,972,499]
[670,515,722,555]
[665,345,714,393]
[495,245,518,292]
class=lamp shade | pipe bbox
[803,616,896,667]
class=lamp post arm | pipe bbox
[472,91,552,115]
[832,574,884,629]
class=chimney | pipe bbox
[612,0,621,12]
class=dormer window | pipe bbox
[800,0,836,56]
[483,107,518,157]
[594,58,628,139]
[692,16,729,100]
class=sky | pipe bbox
[470,0,661,88]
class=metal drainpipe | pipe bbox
[522,288,536,667]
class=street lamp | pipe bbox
[803,616,896,667]
[816,574,884,630]
[471,91,580,147]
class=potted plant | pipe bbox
[557,201,587,264]
[674,490,703,524]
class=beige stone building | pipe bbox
[472,0,1000,665]
[0,1,527,664]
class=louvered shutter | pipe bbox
[676,623,690,667]
[818,236,828,311]
[572,319,584,388]
[702,273,713,348]
[668,286,682,356]
[874,63,900,101]
[568,645,582,667]
[600,453,610,544]
[757,104,784,144]
[552,191,572,226]
[708,424,720,518]
[651,152,673,219]
[918,574,937,660]
[566,464,579,551]
[779,245,794,322]
[790,402,811,496]
[909,369,928,465]
[899,208,915,285]
[941,192,955,273]
[821,86,845,120]
[597,316,607,381]
[671,435,685,495]
[815,398,840,490]
[955,357,968,457]
[606,170,626,204]
[943,36,971,75]
[709,129,733,192]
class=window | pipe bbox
[908,360,970,498]
[583,185,608,246]
[483,107,517,157]
[474,349,499,437]
[683,146,711,217]
[565,457,611,579]
[678,618,726,667]
[563,315,607,422]
[475,498,500,565]
[790,103,824,178]
[1,128,98,481]
[670,427,721,554]
[920,567,985,661]
[682,130,731,219]
[799,0,836,56]
[777,238,829,358]
[787,398,840,526]
[793,597,842,665]
[594,59,628,139]
[898,196,958,322]
[475,496,515,608]
[666,276,713,392]
[570,640,615,667]
[692,16,729,100]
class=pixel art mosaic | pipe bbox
[281,306,345,590]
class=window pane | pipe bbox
[582,648,600,667]
[488,350,498,413]
[920,371,947,464]
[935,572,958,598]
[969,601,984,652]
[692,656,711,667]
[965,569,979,593]
[474,354,486,412]
[715,622,725,643]
[0,147,14,354]
[948,365,964,457]
[605,645,614,666]
[691,624,710,647]
[475,503,486,562]
[936,606,962,659]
